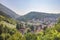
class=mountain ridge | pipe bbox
[17,11,60,21]
[0,3,20,19]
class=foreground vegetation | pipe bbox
[0,15,60,40]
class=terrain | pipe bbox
[0,4,60,40]
[0,3,19,19]
[17,11,60,22]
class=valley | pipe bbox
[0,3,60,40]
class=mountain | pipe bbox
[17,11,60,21]
[0,3,60,22]
[0,3,19,19]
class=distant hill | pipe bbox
[0,3,60,22]
[17,11,60,21]
[0,3,19,19]
[0,11,11,18]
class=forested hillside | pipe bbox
[0,13,60,40]
[0,3,20,19]
[17,11,60,21]
[0,0,60,40]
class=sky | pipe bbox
[0,0,60,15]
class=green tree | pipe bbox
[0,24,3,34]
[16,23,23,30]
[8,32,26,40]
[25,33,37,40]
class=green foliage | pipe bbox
[30,25,34,31]
[25,33,37,40]
[57,18,60,24]
[1,14,60,40]
[16,23,23,30]
[8,32,26,40]
[0,15,16,25]
[54,24,60,32]
[1,33,11,40]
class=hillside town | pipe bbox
[19,18,58,34]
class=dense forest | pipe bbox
[0,14,60,40]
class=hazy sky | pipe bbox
[0,0,60,15]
